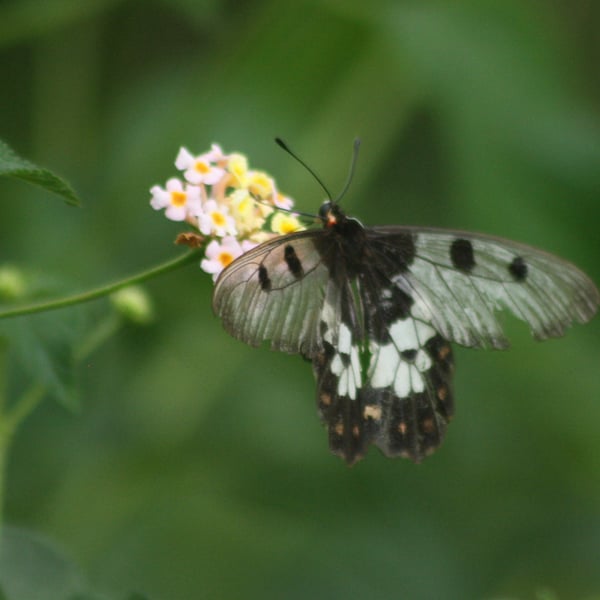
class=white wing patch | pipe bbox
[368,318,436,397]
[322,307,363,399]
[330,347,361,399]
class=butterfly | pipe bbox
[212,148,599,465]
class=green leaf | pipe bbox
[0,138,81,206]
[0,309,84,410]
[0,526,86,600]
[0,306,103,410]
[0,526,147,600]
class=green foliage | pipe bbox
[0,309,86,409]
[0,526,151,600]
[0,139,80,206]
[0,1,599,599]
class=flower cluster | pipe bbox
[150,144,304,281]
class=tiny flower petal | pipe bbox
[271,212,304,235]
[273,192,294,210]
[201,236,244,281]
[229,189,265,235]
[227,153,249,188]
[176,146,226,185]
[207,143,226,163]
[197,199,237,237]
[248,230,275,244]
[241,240,259,253]
[174,147,195,170]
[247,171,274,199]
[150,178,201,222]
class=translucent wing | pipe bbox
[213,231,332,356]
[367,226,599,349]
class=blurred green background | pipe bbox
[1,0,600,598]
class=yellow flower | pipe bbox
[227,153,249,188]
[247,171,274,199]
[271,212,304,235]
[229,189,265,235]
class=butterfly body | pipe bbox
[213,200,599,465]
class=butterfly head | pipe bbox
[318,201,346,228]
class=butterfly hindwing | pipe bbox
[311,247,456,464]
[314,325,455,464]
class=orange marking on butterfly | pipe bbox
[421,418,435,433]
[438,345,451,360]
[320,392,332,406]
[363,405,382,420]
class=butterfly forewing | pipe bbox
[213,230,332,355]
[213,213,599,464]
[369,226,599,349]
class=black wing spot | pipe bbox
[383,286,414,322]
[258,265,271,291]
[319,320,328,337]
[400,349,417,362]
[450,238,476,273]
[340,352,351,367]
[508,256,528,282]
[363,282,414,344]
[284,244,304,278]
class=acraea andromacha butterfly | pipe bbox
[212,139,599,465]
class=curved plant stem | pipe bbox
[0,250,202,320]
[0,250,202,532]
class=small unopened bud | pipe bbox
[110,286,153,325]
[0,265,27,301]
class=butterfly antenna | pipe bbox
[251,194,320,222]
[275,137,333,201]
[333,137,360,204]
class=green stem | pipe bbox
[73,312,122,362]
[0,250,201,320]
[0,338,8,415]
[2,384,46,438]
[0,250,202,532]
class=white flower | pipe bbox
[201,236,244,281]
[206,143,226,163]
[175,146,226,185]
[241,240,258,253]
[150,178,201,221]
[197,199,237,237]
[273,191,294,210]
